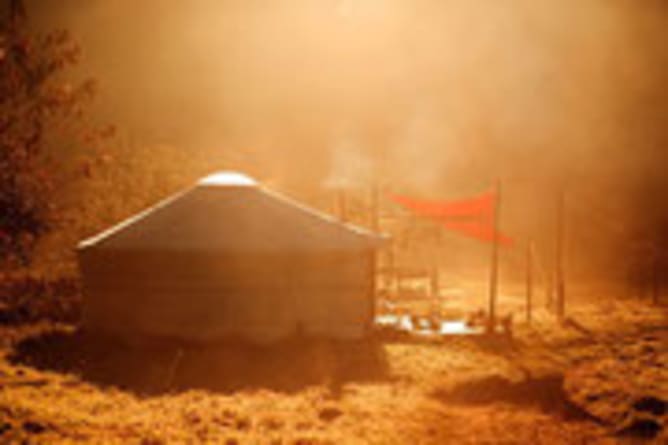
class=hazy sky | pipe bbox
[5,0,665,278]
[23,0,668,195]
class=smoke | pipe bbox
[323,136,374,189]
[388,102,455,190]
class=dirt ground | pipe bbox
[0,290,666,444]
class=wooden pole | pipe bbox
[386,234,397,296]
[526,240,533,324]
[652,252,660,305]
[370,183,380,232]
[487,180,501,333]
[555,187,566,321]
[545,261,554,311]
[431,266,439,299]
[368,250,377,333]
[370,183,381,323]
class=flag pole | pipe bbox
[555,187,566,321]
[487,179,501,333]
[526,240,533,324]
[370,183,380,232]
[652,250,661,305]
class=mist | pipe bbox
[3,5,668,441]
[21,0,668,281]
[26,1,665,184]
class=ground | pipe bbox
[0,289,666,444]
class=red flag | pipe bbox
[441,220,513,245]
[389,192,494,220]
[389,191,513,246]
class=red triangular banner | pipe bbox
[389,191,513,246]
[441,220,513,246]
[389,192,495,221]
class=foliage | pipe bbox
[0,272,80,324]
[0,2,102,266]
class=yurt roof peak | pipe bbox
[198,171,257,188]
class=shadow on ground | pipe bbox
[432,374,595,421]
[8,327,390,396]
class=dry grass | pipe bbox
[0,294,666,444]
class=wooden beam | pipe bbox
[487,180,501,333]
[526,240,533,324]
[555,187,566,320]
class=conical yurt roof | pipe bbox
[79,172,385,253]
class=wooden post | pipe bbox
[388,238,397,295]
[370,183,381,323]
[430,223,441,300]
[555,187,566,321]
[368,250,377,333]
[545,262,554,311]
[487,180,501,333]
[430,266,439,299]
[370,183,380,232]
[526,240,533,324]
[652,252,660,305]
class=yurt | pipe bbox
[77,172,385,343]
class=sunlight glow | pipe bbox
[198,171,257,187]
